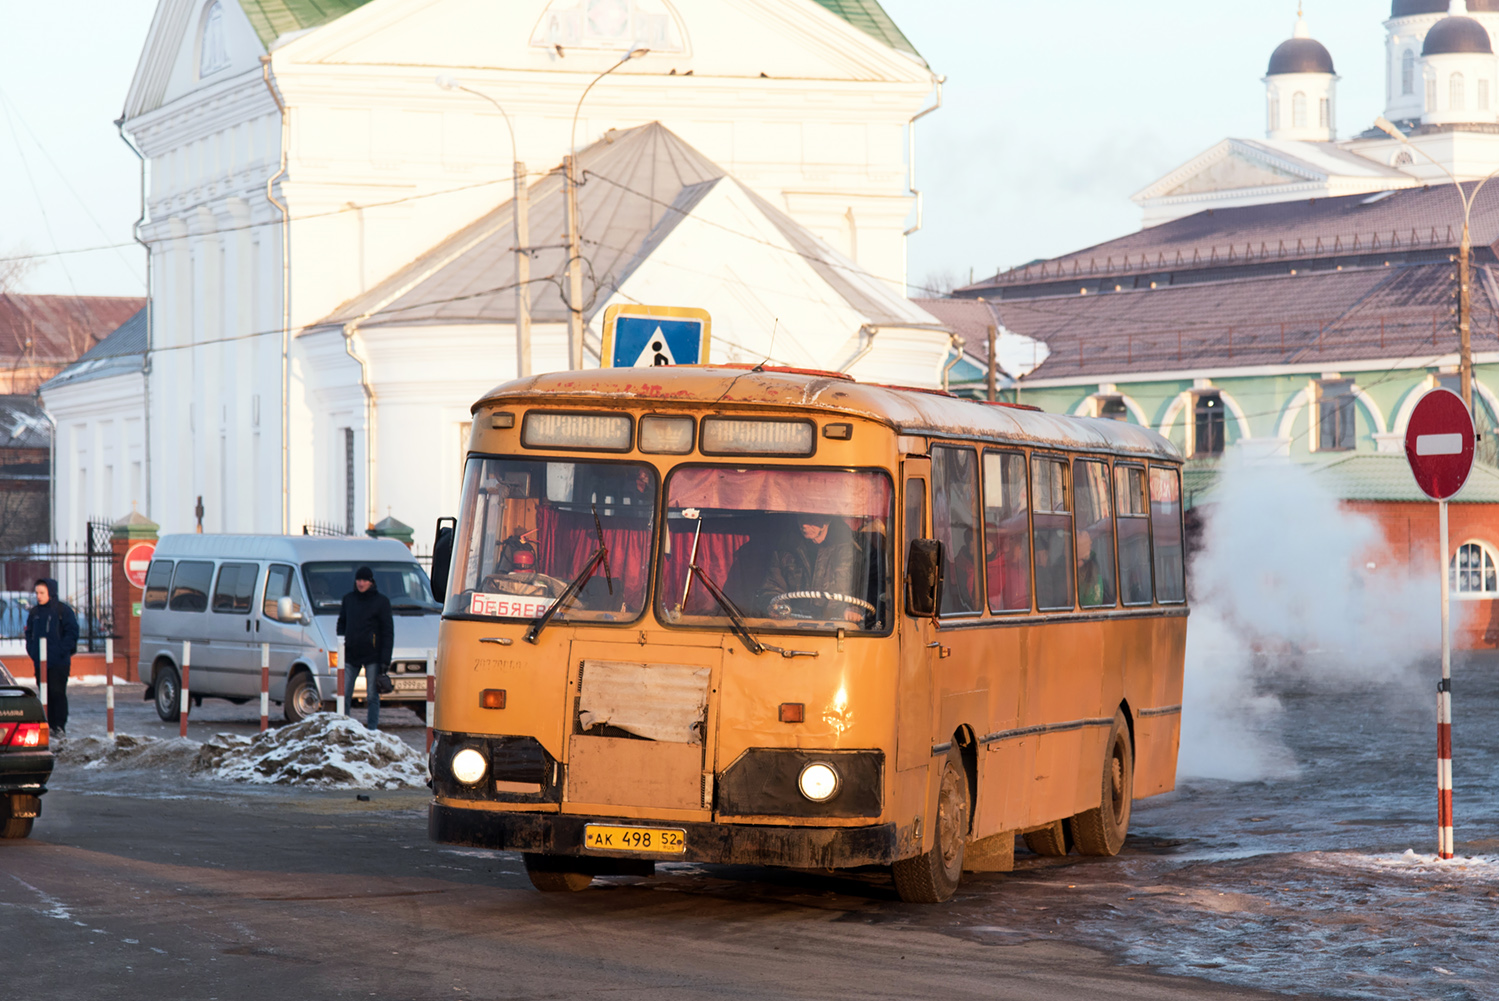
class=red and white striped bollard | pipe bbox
[1438,677,1454,859]
[259,642,270,733]
[38,637,47,720]
[425,649,435,753]
[335,637,345,716]
[105,637,115,741]
[180,640,191,738]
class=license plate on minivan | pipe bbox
[392,677,426,692]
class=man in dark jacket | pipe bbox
[758,514,864,622]
[335,566,394,730]
[24,578,79,736]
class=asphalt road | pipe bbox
[0,686,1316,1001]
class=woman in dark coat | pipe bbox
[24,578,79,736]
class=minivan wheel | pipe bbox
[284,672,322,723]
[153,665,181,722]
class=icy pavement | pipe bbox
[57,714,427,789]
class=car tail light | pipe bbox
[7,722,47,748]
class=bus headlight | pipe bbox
[797,761,840,802]
[451,748,488,785]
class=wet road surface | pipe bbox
[5,667,1495,1000]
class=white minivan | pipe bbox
[139,535,441,723]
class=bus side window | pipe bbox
[983,451,1031,613]
[1150,466,1186,603]
[1031,457,1074,611]
[1073,459,1117,609]
[904,478,927,549]
[1116,465,1153,606]
[932,445,981,616]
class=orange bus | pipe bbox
[427,367,1187,902]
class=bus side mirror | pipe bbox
[905,539,944,617]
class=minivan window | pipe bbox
[169,561,214,613]
[302,562,440,615]
[143,560,174,610]
[262,564,307,620]
[212,562,260,614]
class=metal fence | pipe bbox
[0,520,115,653]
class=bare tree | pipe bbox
[0,244,35,295]
[913,267,964,298]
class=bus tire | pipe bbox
[284,672,321,724]
[153,665,181,722]
[1023,819,1069,857]
[523,854,593,892]
[1072,710,1133,857]
[1,816,33,839]
[891,750,968,903]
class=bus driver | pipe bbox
[758,513,865,623]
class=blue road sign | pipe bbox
[602,306,711,368]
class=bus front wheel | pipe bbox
[523,854,593,892]
[892,750,969,903]
[1072,710,1133,857]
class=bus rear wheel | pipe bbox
[1023,819,1070,857]
[523,853,593,892]
[1072,710,1133,857]
[891,750,969,903]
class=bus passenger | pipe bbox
[1077,530,1104,607]
[758,513,863,622]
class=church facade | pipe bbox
[43,0,943,544]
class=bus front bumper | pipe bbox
[429,803,899,869]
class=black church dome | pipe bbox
[1423,15,1494,55]
[1268,37,1336,75]
[1394,1,1499,15]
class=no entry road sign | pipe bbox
[1404,388,1476,501]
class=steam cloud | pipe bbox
[1178,453,1448,781]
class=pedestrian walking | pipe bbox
[24,578,79,737]
[335,566,393,730]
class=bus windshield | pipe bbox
[447,456,657,622]
[659,466,893,633]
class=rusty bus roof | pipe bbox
[475,367,1182,462]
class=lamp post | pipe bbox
[565,47,649,370]
[437,77,532,377]
[1374,116,1499,414]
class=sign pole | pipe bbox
[260,642,270,733]
[1404,388,1472,862]
[105,637,115,741]
[1438,499,1455,860]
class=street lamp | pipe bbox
[436,76,533,377]
[1375,115,1499,414]
[564,47,649,370]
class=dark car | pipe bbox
[0,662,53,839]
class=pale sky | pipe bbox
[0,0,1395,300]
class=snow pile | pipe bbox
[57,715,427,789]
[192,714,426,789]
[1325,849,1499,880]
[58,733,200,772]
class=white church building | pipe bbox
[42,0,943,544]
[1134,0,1499,226]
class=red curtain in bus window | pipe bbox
[535,505,653,598]
[659,514,785,616]
[668,468,891,518]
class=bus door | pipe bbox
[561,638,722,819]
[896,460,937,775]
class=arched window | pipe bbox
[200,1,230,77]
[1269,93,1281,131]
[1319,97,1330,129]
[1402,49,1415,96]
[1451,73,1466,111]
[1482,79,1492,112]
[1395,149,1415,166]
[1451,542,1499,596]
[1293,92,1308,128]
[1428,77,1438,113]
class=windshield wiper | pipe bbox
[525,513,612,645]
[689,564,817,660]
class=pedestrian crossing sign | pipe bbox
[600,304,711,368]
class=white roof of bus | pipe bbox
[153,535,418,563]
[476,367,1181,462]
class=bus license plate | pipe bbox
[583,824,686,854]
[392,677,426,692]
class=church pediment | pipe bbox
[1163,150,1307,196]
[125,0,271,119]
[279,0,930,85]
